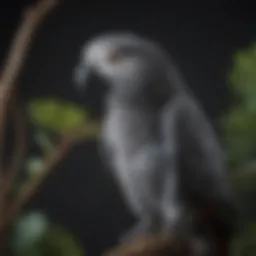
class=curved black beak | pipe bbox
[73,62,91,92]
[73,62,108,102]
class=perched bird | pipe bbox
[73,32,236,255]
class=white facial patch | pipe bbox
[80,35,146,84]
[84,41,112,69]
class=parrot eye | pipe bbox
[108,49,125,63]
[108,46,137,63]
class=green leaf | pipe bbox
[58,104,87,133]
[26,157,45,177]
[221,106,256,166]
[223,44,256,255]
[245,94,256,113]
[229,44,256,102]
[11,212,49,253]
[224,44,256,168]
[9,212,85,256]
[28,98,88,133]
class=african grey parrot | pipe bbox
[73,32,236,255]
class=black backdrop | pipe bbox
[0,1,255,255]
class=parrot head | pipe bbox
[73,32,170,102]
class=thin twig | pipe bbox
[0,120,100,235]
[0,0,58,86]
[0,119,99,237]
[0,137,76,235]
[0,0,58,182]
[0,105,27,207]
[68,121,101,141]
[0,0,58,238]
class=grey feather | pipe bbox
[73,32,235,247]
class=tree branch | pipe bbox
[0,0,59,246]
[0,104,27,211]
[0,136,76,236]
[104,234,190,256]
[0,0,58,177]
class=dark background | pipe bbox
[1,1,256,255]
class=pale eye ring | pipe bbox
[108,46,137,63]
[108,50,125,63]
